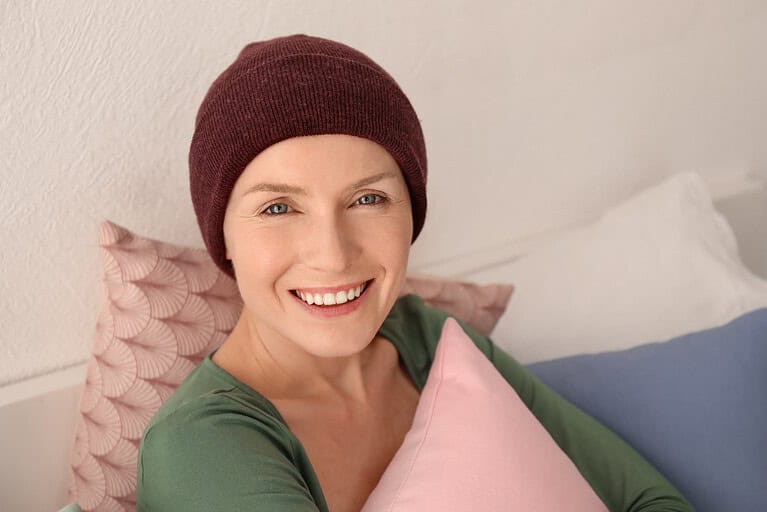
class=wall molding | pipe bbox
[0,362,87,408]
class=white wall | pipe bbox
[2,0,767,386]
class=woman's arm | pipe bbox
[455,316,695,512]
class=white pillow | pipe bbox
[467,172,767,364]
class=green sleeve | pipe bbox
[136,395,324,512]
[412,297,695,512]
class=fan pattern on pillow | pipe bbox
[67,220,513,511]
[68,221,243,511]
[400,274,512,336]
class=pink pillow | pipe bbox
[68,221,244,511]
[361,318,608,512]
[67,220,514,511]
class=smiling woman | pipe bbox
[217,134,413,390]
[135,34,694,512]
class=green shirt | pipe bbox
[137,294,693,511]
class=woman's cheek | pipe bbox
[360,210,412,269]
[365,209,413,250]
[231,224,294,279]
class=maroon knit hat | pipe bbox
[189,34,428,279]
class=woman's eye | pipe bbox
[356,193,384,206]
[263,203,290,216]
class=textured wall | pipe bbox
[2,0,766,385]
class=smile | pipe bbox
[291,280,370,306]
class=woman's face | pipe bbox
[223,134,413,359]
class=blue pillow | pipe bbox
[526,308,767,512]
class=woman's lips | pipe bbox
[291,279,373,317]
[293,280,368,296]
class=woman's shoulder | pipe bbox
[137,381,318,511]
[141,355,291,450]
[137,361,307,499]
[380,294,495,387]
[136,355,323,510]
[381,293,444,355]
[382,293,447,338]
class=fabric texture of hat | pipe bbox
[189,34,428,279]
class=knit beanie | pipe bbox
[189,34,428,279]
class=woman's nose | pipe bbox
[301,213,360,273]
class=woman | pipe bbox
[137,34,693,511]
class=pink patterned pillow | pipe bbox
[400,274,512,336]
[67,220,514,511]
[67,220,243,511]
[361,318,608,512]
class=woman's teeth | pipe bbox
[295,282,367,306]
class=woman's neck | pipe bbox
[212,310,390,407]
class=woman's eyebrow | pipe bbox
[241,182,308,197]
[348,171,398,191]
[240,171,398,198]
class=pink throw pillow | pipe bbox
[68,221,244,511]
[67,220,514,511]
[361,318,608,512]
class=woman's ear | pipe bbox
[223,228,232,261]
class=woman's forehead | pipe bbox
[233,134,404,194]
[251,134,397,167]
